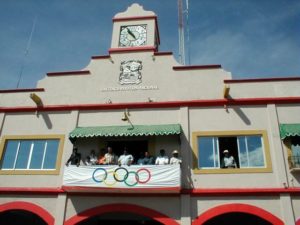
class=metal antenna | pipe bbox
[185,0,191,65]
[178,0,185,65]
[16,16,37,88]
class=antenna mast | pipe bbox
[178,0,185,65]
[16,16,37,88]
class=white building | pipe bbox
[1,3,300,225]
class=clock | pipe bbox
[119,25,147,47]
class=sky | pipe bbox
[0,0,299,90]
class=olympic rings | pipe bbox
[91,166,151,187]
[136,168,151,184]
[92,168,107,183]
[103,170,118,186]
[124,171,139,187]
[113,167,129,182]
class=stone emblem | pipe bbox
[119,60,142,85]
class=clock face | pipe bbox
[119,25,147,47]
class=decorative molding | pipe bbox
[154,52,173,56]
[173,65,222,70]
[191,203,284,225]
[1,97,300,113]
[47,70,90,76]
[91,55,111,59]
[1,187,300,195]
[0,201,55,225]
[109,46,156,53]
[0,88,45,93]
[224,77,300,83]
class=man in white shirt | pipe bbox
[155,149,169,165]
[118,148,134,166]
[169,150,182,165]
[221,149,236,168]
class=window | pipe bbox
[0,135,64,175]
[286,136,300,169]
[192,131,272,173]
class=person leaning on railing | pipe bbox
[66,147,81,167]
[155,149,169,165]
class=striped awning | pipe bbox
[69,124,181,139]
[280,124,300,139]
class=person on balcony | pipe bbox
[118,147,134,166]
[66,147,81,167]
[221,149,237,168]
[97,148,106,165]
[104,146,118,165]
[89,149,98,165]
[169,150,182,165]
[137,151,155,165]
[155,149,169,165]
[84,156,92,166]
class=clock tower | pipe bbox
[109,3,160,52]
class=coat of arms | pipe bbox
[119,60,142,85]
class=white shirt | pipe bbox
[224,156,236,168]
[118,154,134,165]
[155,156,169,165]
[170,157,182,165]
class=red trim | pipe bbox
[47,70,90,76]
[225,77,300,83]
[296,218,300,225]
[192,203,284,225]
[182,187,300,196]
[64,203,179,225]
[91,55,111,59]
[0,187,64,195]
[0,201,54,225]
[173,65,222,70]
[1,97,300,113]
[0,88,44,93]
[154,52,173,56]
[109,46,156,53]
[113,15,157,22]
[62,185,180,194]
[2,186,300,196]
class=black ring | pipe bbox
[113,167,129,182]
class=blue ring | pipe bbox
[92,168,107,183]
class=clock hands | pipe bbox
[126,28,136,40]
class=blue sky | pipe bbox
[0,0,299,89]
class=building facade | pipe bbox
[1,4,300,225]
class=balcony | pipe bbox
[63,165,181,193]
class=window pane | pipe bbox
[43,140,59,169]
[29,141,46,169]
[198,137,216,168]
[15,140,32,169]
[247,136,264,167]
[238,136,248,167]
[1,140,19,169]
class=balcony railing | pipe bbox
[63,165,181,192]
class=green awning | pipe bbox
[280,124,300,139]
[69,124,181,139]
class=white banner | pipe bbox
[63,165,181,189]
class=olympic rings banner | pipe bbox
[63,165,180,189]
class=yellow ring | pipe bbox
[104,170,118,186]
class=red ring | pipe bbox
[136,168,151,184]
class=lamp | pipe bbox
[30,93,43,106]
[121,109,130,121]
[223,85,230,99]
